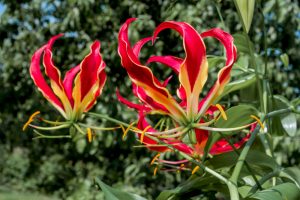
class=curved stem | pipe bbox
[78,123,120,131]
[86,112,130,127]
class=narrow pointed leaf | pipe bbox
[95,178,146,200]
[235,0,256,33]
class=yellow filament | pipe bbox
[250,115,265,130]
[150,153,161,165]
[140,125,151,144]
[216,104,227,120]
[192,166,200,174]
[23,111,41,131]
[122,122,134,141]
[87,128,93,143]
[153,166,158,176]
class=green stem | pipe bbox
[219,132,263,190]
[214,2,228,32]
[86,112,131,127]
[78,123,120,131]
[248,169,280,195]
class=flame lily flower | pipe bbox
[117,18,256,165]
[29,34,106,122]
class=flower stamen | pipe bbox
[87,128,93,143]
[150,153,161,165]
[250,115,265,130]
[23,111,41,131]
[153,166,158,176]
[140,125,151,144]
[192,166,200,174]
[216,104,227,120]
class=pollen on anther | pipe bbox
[150,153,161,165]
[153,166,158,176]
[140,125,151,144]
[250,115,265,130]
[22,111,41,131]
[216,104,227,120]
[87,128,93,143]
[192,166,200,174]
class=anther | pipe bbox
[250,115,265,130]
[153,166,158,176]
[23,111,41,131]
[150,153,161,165]
[216,104,227,120]
[192,166,200,174]
[87,128,93,143]
[140,125,151,144]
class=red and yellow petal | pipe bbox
[118,18,186,122]
[72,41,106,119]
[198,28,237,116]
[30,44,66,118]
[153,21,208,118]
[43,35,73,117]
[63,65,80,106]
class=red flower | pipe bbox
[117,18,252,159]
[30,34,106,121]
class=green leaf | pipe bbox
[215,105,258,130]
[249,183,300,200]
[280,53,289,67]
[206,150,278,172]
[233,33,255,54]
[207,56,225,69]
[95,178,146,200]
[157,175,224,200]
[271,95,297,136]
[235,0,256,33]
[216,74,256,101]
[279,167,300,188]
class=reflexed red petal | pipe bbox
[171,141,193,155]
[162,75,173,87]
[43,34,64,91]
[153,21,208,116]
[153,22,206,90]
[198,28,237,115]
[63,65,80,106]
[116,89,146,111]
[118,18,185,122]
[132,37,152,57]
[85,68,107,111]
[147,55,182,74]
[132,84,168,112]
[209,134,250,155]
[79,41,104,100]
[30,44,64,112]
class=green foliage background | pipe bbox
[0,0,299,199]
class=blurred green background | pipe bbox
[0,0,299,199]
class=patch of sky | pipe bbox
[65,32,79,38]
[0,3,6,15]
[295,30,300,39]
